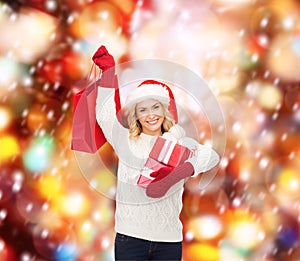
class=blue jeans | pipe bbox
[114,233,182,260]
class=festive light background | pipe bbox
[0,0,300,260]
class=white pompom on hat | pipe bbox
[124,80,178,123]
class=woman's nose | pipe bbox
[147,113,155,118]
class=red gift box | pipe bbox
[137,136,191,188]
[149,137,191,167]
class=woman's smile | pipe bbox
[146,117,159,125]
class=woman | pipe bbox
[96,75,219,260]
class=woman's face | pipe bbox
[135,99,165,136]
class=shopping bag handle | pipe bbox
[85,63,101,94]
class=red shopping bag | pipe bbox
[71,64,121,153]
[71,45,121,153]
[70,64,102,153]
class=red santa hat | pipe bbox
[124,80,178,123]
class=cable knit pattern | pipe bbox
[95,86,219,242]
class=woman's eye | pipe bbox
[153,105,160,109]
[139,109,145,113]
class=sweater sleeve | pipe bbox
[179,137,220,176]
[95,86,128,151]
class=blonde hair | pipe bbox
[127,102,175,139]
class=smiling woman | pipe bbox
[94,46,220,261]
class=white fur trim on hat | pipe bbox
[124,84,170,109]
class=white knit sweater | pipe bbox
[96,86,219,242]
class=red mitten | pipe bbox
[92,45,115,72]
[92,45,116,88]
[150,165,174,179]
[146,162,194,198]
